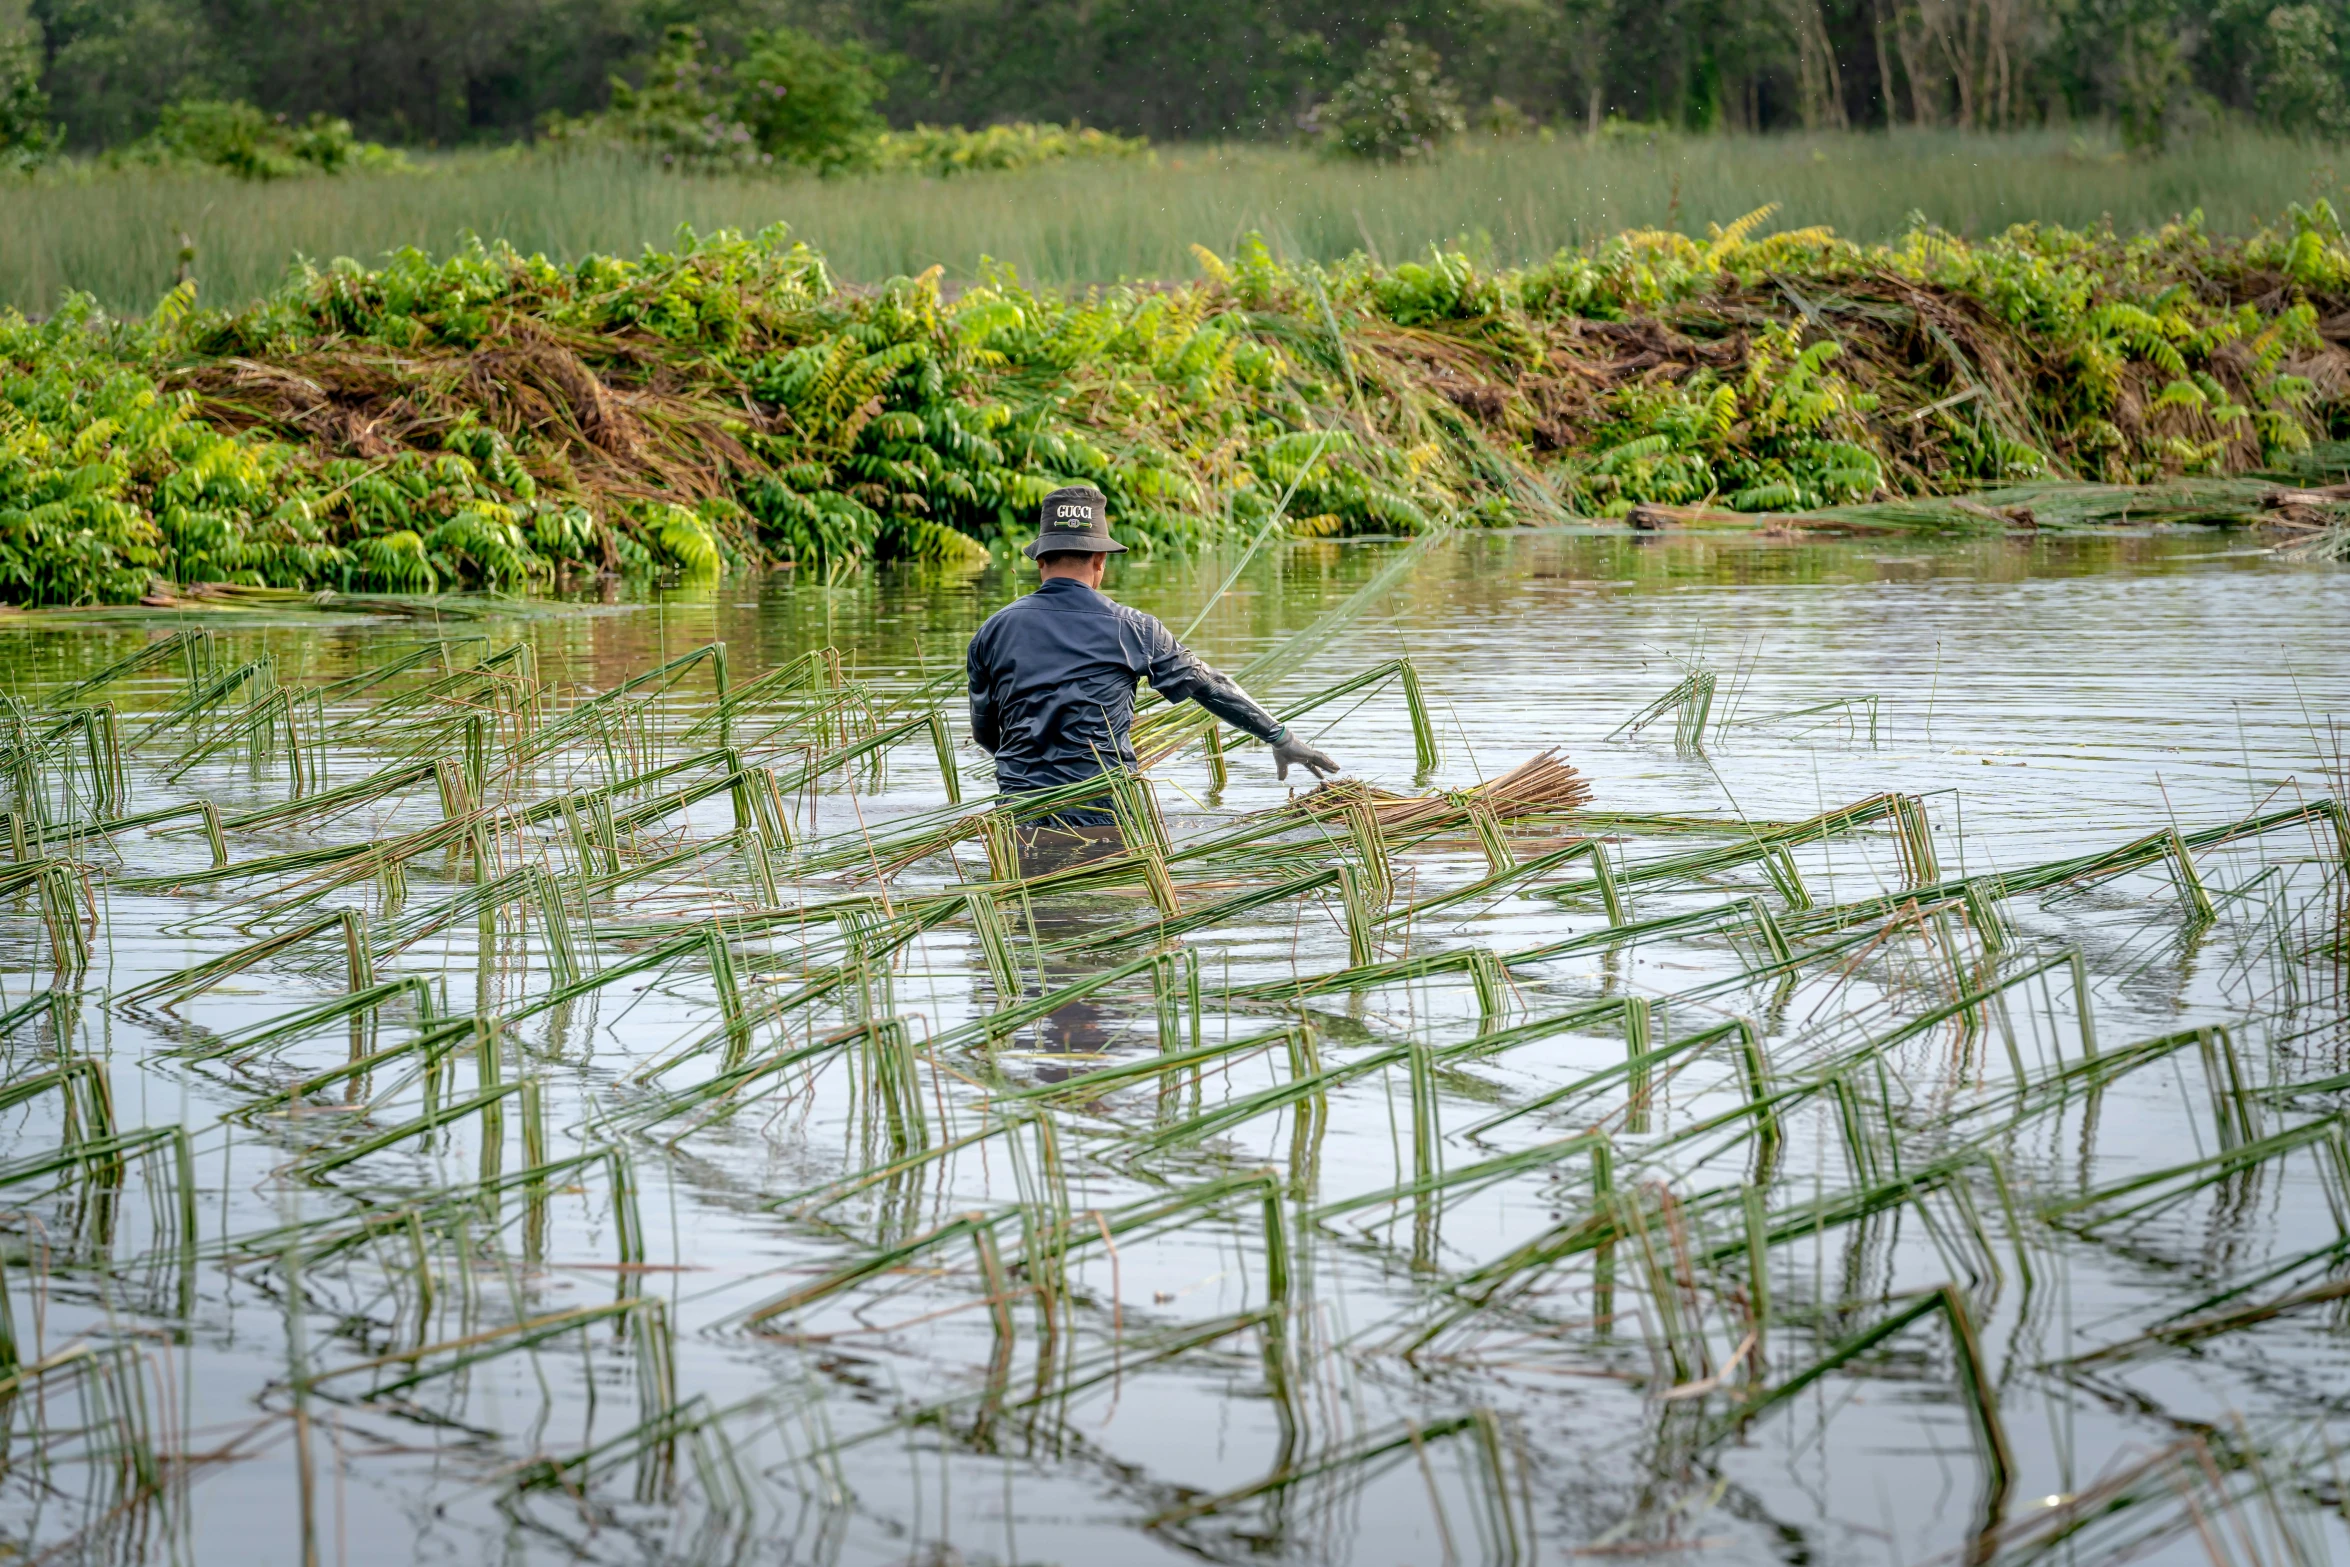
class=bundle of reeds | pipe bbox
[1292,748,1592,832]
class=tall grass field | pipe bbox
[4,129,2346,316]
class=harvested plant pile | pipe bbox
[8,202,2350,604]
[0,580,2343,1560]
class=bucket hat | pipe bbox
[1023,485,1126,559]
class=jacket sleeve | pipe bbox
[967,631,1000,755]
[1138,615,1284,744]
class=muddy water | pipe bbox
[1,529,2343,1567]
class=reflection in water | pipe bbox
[1012,820,1128,879]
[1010,821,1130,1074]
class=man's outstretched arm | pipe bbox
[1143,622,1341,781]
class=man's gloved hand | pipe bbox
[1269,726,1341,783]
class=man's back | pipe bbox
[965,577,1192,791]
[965,483,1339,805]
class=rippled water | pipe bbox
[1,530,2343,1567]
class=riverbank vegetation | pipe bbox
[11,132,2350,321]
[4,203,2348,605]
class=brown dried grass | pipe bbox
[1296,749,1592,832]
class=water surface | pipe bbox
[1,529,2342,1566]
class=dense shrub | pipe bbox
[549,25,889,171]
[731,27,892,168]
[862,121,1147,175]
[1311,26,1465,163]
[546,26,1137,177]
[116,99,408,179]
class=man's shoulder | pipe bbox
[1098,595,1169,637]
[973,597,1025,634]
[969,600,1021,667]
[974,592,1056,635]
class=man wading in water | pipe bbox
[967,486,1342,838]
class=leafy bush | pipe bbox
[550,24,891,171]
[118,100,409,180]
[732,27,890,169]
[863,121,1147,176]
[1312,26,1465,163]
[548,30,1137,178]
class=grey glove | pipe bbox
[1269,726,1341,782]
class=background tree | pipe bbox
[0,0,56,156]
[2258,3,2350,133]
[10,0,2350,151]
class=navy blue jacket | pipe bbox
[967,578,1283,792]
